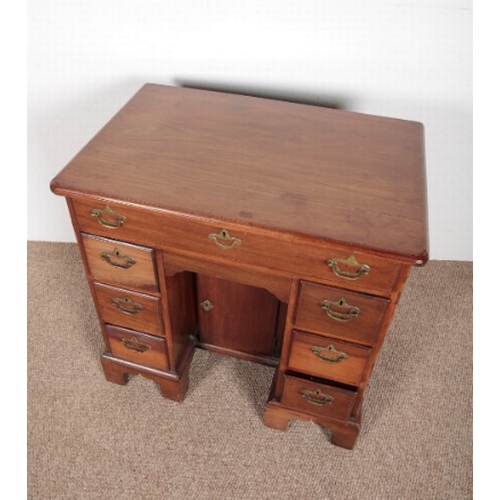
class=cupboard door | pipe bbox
[196,275,281,359]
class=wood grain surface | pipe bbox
[51,84,428,262]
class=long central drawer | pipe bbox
[72,198,401,297]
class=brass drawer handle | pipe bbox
[301,388,334,406]
[208,229,242,250]
[327,255,370,280]
[111,296,143,315]
[121,336,150,353]
[90,205,126,229]
[321,298,360,322]
[311,344,348,364]
[101,248,136,269]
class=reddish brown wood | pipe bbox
[262,402,291,431]
[93,282,163,337]
[162,247,292,303]
[105,324,169,371]
[100,354,129,386]
[196,275,281,360]
[263,400,361,450]
[161,270,198,372]
[294,282,390,346]
[273,279,301,399]
[82,233,158,293]
[281,374,356,421]
[69,196,403,297]
[100,352,191,402]
[287,330,372,387]
[51,84,428,264]
[348,265,413,418]
[50,85,429,449]
[65,199,113,353]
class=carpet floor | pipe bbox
[28,242,472,499]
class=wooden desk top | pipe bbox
[51,84,428,264]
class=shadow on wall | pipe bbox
[173,77,354,111]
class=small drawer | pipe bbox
[73,199,141,241]
[282,375,356,421]
[288,331,371,387]
[295,282,389,346]
[94,282,163,336]
[82,234,158,292]
[105,325,169,371]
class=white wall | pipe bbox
[28,0,472,260]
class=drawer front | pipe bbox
[290,246,399,297]
[105,325,169,371]
[295,282,389,346]
[73,199,399,296]
[94,282,163,336]
[288,330,372,387]
[282,375,356,421]
[82,233,158,292]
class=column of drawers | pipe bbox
[81,233,170,372]
[269,257,400,445]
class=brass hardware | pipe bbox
[121,336,150,353]
[311,344,348,364]
[327,255,370,280]
[321,298,360,322]
[111,296,143,315]
[90,205,126,229]
[208,229,242,250]
[101,248,136,269]
[200,299,213,312]
[301,388,334,406]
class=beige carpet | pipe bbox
[28,242,472,499]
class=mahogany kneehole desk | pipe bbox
[50,84,428,449]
